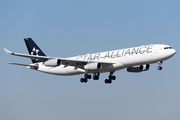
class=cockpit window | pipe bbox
[164,47,172,49]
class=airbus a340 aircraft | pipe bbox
[4,38,176,84]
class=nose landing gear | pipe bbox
[157,66,162,70]
[157,61,163,70]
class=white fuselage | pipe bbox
[35,44,176,75]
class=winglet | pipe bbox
[3,48,13,54]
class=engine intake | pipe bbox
[44,59,61,67]
[84,63,102,70]
[127,64,150,73]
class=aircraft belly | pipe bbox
[38,64,85,76]
[88,62,125,73]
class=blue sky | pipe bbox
[1,0,180,120]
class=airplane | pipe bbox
[4,38,176,84]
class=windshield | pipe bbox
[164,47,172,49]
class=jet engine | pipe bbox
[84,63,102,70]
[44,59,61,67]
[127,64,150,73]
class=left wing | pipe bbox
[6,63,37,67]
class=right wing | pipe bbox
[4,48,50,60]
[4,48,117,69]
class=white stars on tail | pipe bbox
[31,47,40,61]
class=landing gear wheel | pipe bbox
[84,74,91,79]
[84,78,88,83]
[105,79,109,84]
[157,66,162,70]
[87,75,91,79]
[109,75,116,80]
[93,76,99,80]
[80,78,84,83]
[80,78,88,83]
[112,76,116,80]
[105,79,112,84]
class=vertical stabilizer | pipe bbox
[24,38,46,63]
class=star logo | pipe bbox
[31,47,39,61]
[31,47,39,56]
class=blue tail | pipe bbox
[24,38,46,63]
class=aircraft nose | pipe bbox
[165,48,176,59]
[172,49,176,55]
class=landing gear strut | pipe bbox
[105,72,116,84]
[93,72,100,80]
[157,61,163,70]
[80,74,91,83]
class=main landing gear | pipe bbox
[93,73,99,80]
[80,72,100,83]
[80,74,91,83]
[80,72,116,84]
[105,72,116,84]
[157,61,163,70]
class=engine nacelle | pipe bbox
[127,64,150,73]
[141,64,150,71]
[44,59,61,67]
[84,63,102,70]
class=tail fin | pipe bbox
[24,38,46,63]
